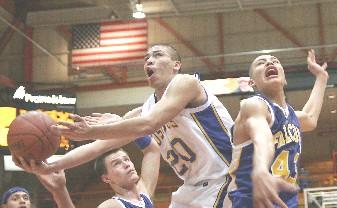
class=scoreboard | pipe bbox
[0,107,74,152]
[0,86,77,154]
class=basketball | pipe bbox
[7,111,60,162]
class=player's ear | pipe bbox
[173,61,181,73]
[248,78,256,88]
[101,174,110,184]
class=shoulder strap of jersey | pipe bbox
[251,93,275,127]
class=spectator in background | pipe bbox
[1,170,74,208]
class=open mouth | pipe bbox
[128,169,135,174]
[146,68,154,77]
[265,66,278,78]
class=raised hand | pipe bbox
[51,114,93,141]
[36,169,67,193]
[84,113,122,125]
[13,156,55,175]
[252,171,299,208]
[307,49,328,78]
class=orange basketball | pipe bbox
[7,111,60,162]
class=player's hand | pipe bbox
[84,113,122,125]
[51,114,93,141]
[36,169,67,193]
[252,171,299,208]
[307,49,329,79]
[13,156,55,175]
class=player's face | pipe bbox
[250,55,287,92]
[103,150,139,188]
[4,192,31,208]
[144,46,181,89]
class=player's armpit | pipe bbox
[97,199,123,208]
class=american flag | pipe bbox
[71,20,148,68]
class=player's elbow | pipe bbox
[304,119,317,132]
[138,117,160,136]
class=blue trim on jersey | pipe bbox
[191,104,232,166]
[134,136,152,150]
[117,193,153,208]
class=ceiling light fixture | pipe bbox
[131,0,146,19]
[328,94,336,99]
[330,109,337,114]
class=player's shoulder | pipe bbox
[240,96,269,115]
[168,74,201,93]
[97,198,122,208]
[172,74,199,85]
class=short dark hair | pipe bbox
[150,44,181,62]
[94,148,125,177]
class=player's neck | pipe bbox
[114,186,141,201]
[264,90,286,108]
[154,74,177,101]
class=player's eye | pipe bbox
[154,52,163,57]
[256,61,265,65]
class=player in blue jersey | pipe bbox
[228,49,329,208]
[94,147,158,208]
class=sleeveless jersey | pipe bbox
[228,94,301,207]
[113,193,153,208]
[141,75,234,185]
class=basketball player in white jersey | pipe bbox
[19,44,234,208]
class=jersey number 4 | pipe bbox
[271,150,299,184]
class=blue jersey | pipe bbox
[113,193,153,208]
[228,94,301,208]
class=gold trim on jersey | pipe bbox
[228,147,243,192]
[210,104,230,135]
[213,177,229,208]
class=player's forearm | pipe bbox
[251,125,275,173]
[90,116,156,140]
[52,140,119,171]
[301,75,328,127]
[51,187,75,208]
[140,142,160,197]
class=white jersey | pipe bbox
[141,76,234,185]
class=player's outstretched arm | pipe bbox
[15,108,144,174]
[137,139,161,197]
[296,49,329,132]
[238,98,297,208]
[52,75,204,142]
[36,170,75,208]
[15,137,137,175]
